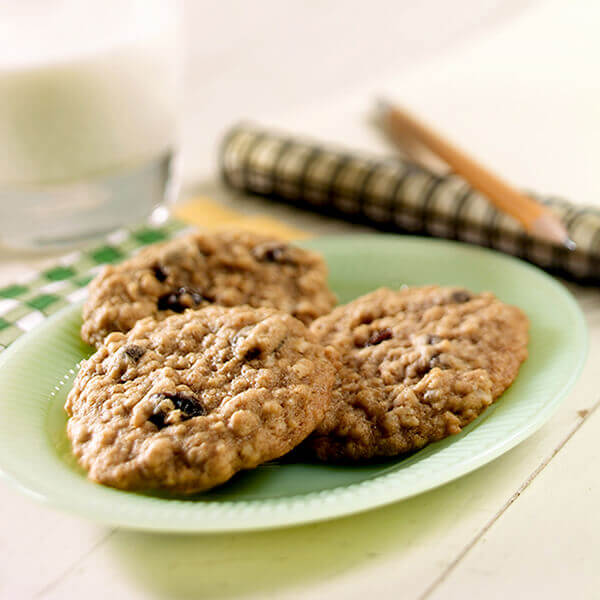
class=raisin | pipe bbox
[157,287,207,312]
[148,392,206,429]
[148,413,167,429]
[365,328,393,346]
[253,243,295,264]
[123,344,145,362]
[244,347,261,361]
[170,393,205,417]
[450,290,471,303]
[151,264,168,282]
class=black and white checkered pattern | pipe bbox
[221,124,600,283]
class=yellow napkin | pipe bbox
[173,197,310,241]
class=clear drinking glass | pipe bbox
[0,0,181,249]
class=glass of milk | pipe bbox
[0,0,182,249]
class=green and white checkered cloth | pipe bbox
[0,219,185,353]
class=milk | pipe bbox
[0,0,181,247]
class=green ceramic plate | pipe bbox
[0,235,587,532]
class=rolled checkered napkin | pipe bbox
[220,124,600,283]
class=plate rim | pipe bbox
[0,234,588,532]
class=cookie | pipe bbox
[66,306,336,493]
[81,230,336,346]
[304,286,528,461]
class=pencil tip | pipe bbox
[530,214,575,250]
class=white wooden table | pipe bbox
[2,1,599,598]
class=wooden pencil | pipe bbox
[376,100,575,249]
